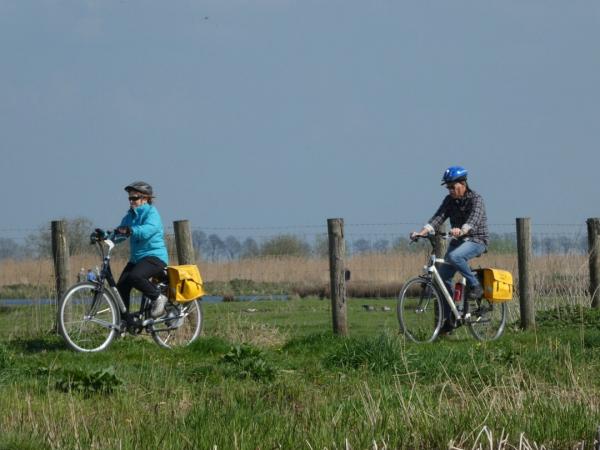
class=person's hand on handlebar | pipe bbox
[90,228,108,243]
[410,229,430,241]
[449,227,463,238]
[116,226,131,237]
[410,227,470,241]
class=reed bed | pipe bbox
[0,252,590,303]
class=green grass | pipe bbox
[204,279,295,297]
[1,298,600,449]
[0,283,53,299]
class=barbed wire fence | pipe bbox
[0,221,589,297]
[0,219,594,337]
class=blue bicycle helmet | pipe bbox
[441,166,468,185]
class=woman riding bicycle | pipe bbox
[113,181,169,320]
[410,166,489,333]
[58,182,203,352]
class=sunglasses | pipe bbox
[128,195,143,201]
[446,183,460,190]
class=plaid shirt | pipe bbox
[425,189,489,246]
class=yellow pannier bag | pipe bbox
[167,265,205,302]
[481,268,513,302]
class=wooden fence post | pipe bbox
[516,217,535,329]
[51,220,70,303]
[173,220,196,265]
[587,218,600,308]
[328,218,348,336]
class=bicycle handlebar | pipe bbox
[90,229,108,244]
[90,228,127,244]
[410,231,473,244]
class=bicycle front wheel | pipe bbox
[468,298,507,341]
[151,299,203,349]
[58,282,120,352]
[397,277,443,343]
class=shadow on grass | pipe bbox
[9,336,68,353]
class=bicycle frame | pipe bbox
[92,239,128,314]
[92,238,175,329]
[422,253,471,322]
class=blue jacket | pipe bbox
[115,203,169,265]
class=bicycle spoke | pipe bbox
[151,300,203,349]
[398,278,442,343]
[468,299,507,341]
[59,282,119,352]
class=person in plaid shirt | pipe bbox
[410,166,488,333]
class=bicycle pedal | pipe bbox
[129,316,142,325]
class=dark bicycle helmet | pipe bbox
[441,166,468,185]
[124,181,154,196]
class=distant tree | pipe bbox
[392,237,406,251]
[529,234,587,255]
[558,235,582,254]
[313,234,329,258]
[207,234,225,261]
[541,236,559,255]
[241,237,260,259]
[192,230,209,259]
[260,235,311,257]
[224,235,242,260]
[353,239,371,255]
[391,237,414,253]
[25,225,51,257]
[68,217,95,255]
[25,217,94,257]
[372,239,389,253]
[532,236,541,255]
[0,237,26,260]
[576,235,588,254]
[487,233,517,254]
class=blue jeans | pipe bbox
[438,240,486,325]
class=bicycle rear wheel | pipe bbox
[468,298,507,341]
[397,277,443,343]
[58,282,120,352]
[151,299,203,349]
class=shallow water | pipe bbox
[0,294,289,307]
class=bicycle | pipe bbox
[397,234,507,343]
[58,230,203,352]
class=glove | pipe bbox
[90,228,107,243]
[116,226,131,237]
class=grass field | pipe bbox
[1,297,600,449]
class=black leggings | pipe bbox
[117,256,166,311]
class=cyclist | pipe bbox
[410,166,489,333]
[113,181,169,319]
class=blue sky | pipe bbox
[1,0,599,240]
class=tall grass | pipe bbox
[0,251,590,298]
